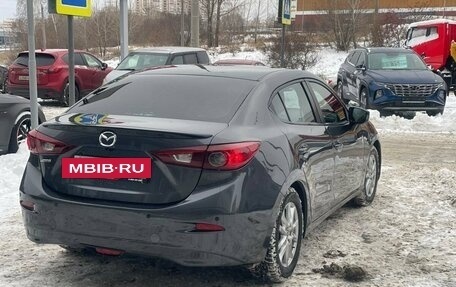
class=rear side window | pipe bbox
[69,75,255,123]
[270,95,289,122]
[276,83,316,123]
[14,53,55,67]
[62,53,86,66]
[197,51,210,64]
[184,53,198,64]
[171,56,184,64]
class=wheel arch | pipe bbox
[290,181,309,237]
[373,140,382,179]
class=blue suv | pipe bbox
[337,47,447,116]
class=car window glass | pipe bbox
[346,51,354,63]
[278,83,315,123]
[117,53,169,70]
[308,82,347,123]
[349,51,361,65]
[83,54,101,68]
[184,53,198,64]
[14,53,55,67]
[270,94,289,122]
[171,56,184,64]
[63,54,85,66]
[368,52,427,70]
[197,51,210,64]
[356,52,365,66]
[69,76,255,123]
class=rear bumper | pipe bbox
[7,85,61,100]
[20,163,274,267]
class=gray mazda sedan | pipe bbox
[20,66,381,282]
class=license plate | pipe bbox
[61,157,152,179]
[19,75,29,81]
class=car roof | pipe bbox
[354,47,414,54]
[19,49,85,55]
[131,46,207,54]
[213,59,264,65]
[123,65,317,82]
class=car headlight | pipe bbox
[374,89,383,100]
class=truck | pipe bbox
[405,19,456,91]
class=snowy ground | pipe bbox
[1,49,456,286]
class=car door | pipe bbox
[270,82,335,221]
[353,51,367,100]
[347,51,361,100]
[81,53,108,90]
[70,53,91,93]
[305,80,367,202]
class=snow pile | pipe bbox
[0,144,29,219]
[370,96,456,133]
[307,48,348,79]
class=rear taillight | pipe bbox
[27,129,72,155]
[154,141,260,171]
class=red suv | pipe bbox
[7,49,112,106]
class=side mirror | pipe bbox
[101,63,108,70]
[356,65,366,72]
[349,106,369,124]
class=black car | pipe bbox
[0,94,46,155]
[337,47,447,116]
[20,66,381,282]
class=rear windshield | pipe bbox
[116,52,169,70]
[68,75,255,123]
[14,53,56,67]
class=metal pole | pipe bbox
[181,0,185,46]
[26,0,38,128]
[191,0,199,47]
[41,4,46,51]
[280,24,285,68]
[120,0,129,60]
[68,16,75,106]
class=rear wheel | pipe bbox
[250,187,303,282]
[353,147,379,207]
[8,114,31,153]
[62,82,80,107]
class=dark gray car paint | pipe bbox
[20,66,380,267]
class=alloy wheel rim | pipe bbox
[278,201,299,268]
[365,153,377,198]
[16,117,31,145]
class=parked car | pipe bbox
[0,94,46,155]
[0,65,8,93]
[7,49,112,106]
[21,65,381,282]
[103,47,210,83]
[213,59,266,66]
[337,47,447,116]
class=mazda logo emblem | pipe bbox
[99,131,117,147]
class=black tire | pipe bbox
[353,147,379,207]
[8,114,31,153]
[359,88,368,109]
[62,82,80,107]
[250,187,303,282]
[426,109,444,117]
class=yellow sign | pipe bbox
[56,0,92,17]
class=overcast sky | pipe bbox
[0,0,16,21]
